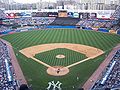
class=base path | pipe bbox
[19,43,104,58]
[66,51,104,68]
[82,44,120,90]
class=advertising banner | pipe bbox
[68,12,73,17]
[48,12,58,17]
[97,11,112,19]
[73,12,79,18]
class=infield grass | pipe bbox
[35,48,87,66]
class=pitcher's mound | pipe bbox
[47,66,69,76]
[56,55,65,59]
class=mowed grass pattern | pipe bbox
[1,29,120,90]
[35,48,87,66]
[2,29,120,50]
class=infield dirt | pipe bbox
[19,43,104,58]
[19,43,104,76]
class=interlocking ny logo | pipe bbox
[47,81,62,90]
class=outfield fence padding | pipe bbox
[98,28,109,32]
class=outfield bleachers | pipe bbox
[76,20,113,30]
[50,17,80,26]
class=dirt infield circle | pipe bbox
[47,66,69,76]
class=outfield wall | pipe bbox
[46,25,76,28]
[0,25,120,35]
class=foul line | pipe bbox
[66,58,91,68]
[30,57,52,68]
[66,52,104,68]
[20,51,104,69]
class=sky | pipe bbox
[14,0,57,3]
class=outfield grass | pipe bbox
[1,29,120,90]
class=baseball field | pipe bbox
[1,29,120,90]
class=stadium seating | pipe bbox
[111,5,120,32]
[0,40,19,90]
[112,5,120,19]
[4,17,55,27]
[76,20,113,30]
[92,50,120,90]
[0,26,9,33]
[50,17,80,26]
[0,9,6,20]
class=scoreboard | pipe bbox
[82,13,90,19]
[58,10,67,17]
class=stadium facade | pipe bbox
[0,0,120,10]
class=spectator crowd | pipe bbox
[0,40,19,90]
[77,19,120,31]
[92,50,120,90]
[13,17,55,26]
[0,26,9,33]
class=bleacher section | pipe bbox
[112,5,120,19]
[92,50,120,90]
[50,17,80,26]
[111,5,120,31]
[0,9,6,20]
[0,40,19,90]
[76,20,113,29]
